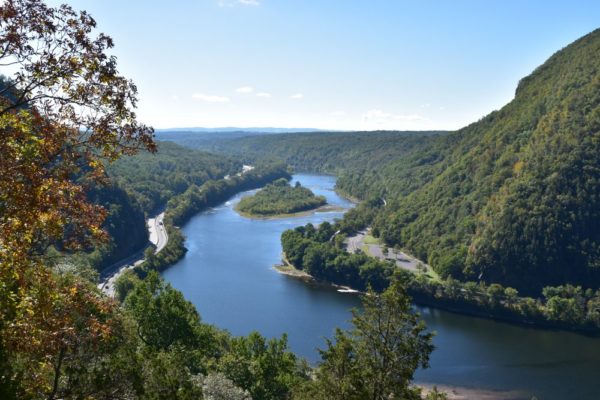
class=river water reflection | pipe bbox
[163,174,600,400]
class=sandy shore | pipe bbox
[417,383,529,400]
[274,262,361,294]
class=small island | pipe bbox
[236,178,328,218]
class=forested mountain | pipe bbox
[77,141,240,271]
[108,141,241,213]
[368,28,600,293]
[164,130,445,174]
[171,29,600,295]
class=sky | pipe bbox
[45,0,600,131]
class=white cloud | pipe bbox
[330,110,346,117]
[239,0,260,5]
[192,93,230,103]
[236,86,254,93]
[256,92,271,98]
[362,109,391,122]
[290,93,304,100]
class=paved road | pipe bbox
[345,229,424,273]
[99,211,167,296]
[148,212,167,252]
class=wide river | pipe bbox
[163,174,600,400]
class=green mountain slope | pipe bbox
[167,29,600,294]
[168,130,446,176]
[368,28,600,293]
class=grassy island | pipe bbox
[236,178,327,217]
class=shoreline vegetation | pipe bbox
[127,162,291,276]
[280,221,600,336]
[235,178,327,218]
[237,203,345,220]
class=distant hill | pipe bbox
[175,28,600,295]
[164,130,448,175]
[156,127,325,133]
[155,128,327,149]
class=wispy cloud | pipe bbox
[290,93,304,100]
[330,110,346,117]
[218,0,260,7]
[192,93,230,103]
[236,86,254,93]
[362,109,423,123]
[256,92,271,98]
[362,109,391,122]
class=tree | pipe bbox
[201,372,252,400]
[0,1,155,396]
[0,0,154,261]
[124,271,203,350]
[305,281,434,400]
[218,332,305,400]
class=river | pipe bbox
[162,174,600,400]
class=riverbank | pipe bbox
[274,261,360,294]
[417,383,527,400]
[237,203,346,220]
[345,230,600,336]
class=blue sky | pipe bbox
[48,0,600,130]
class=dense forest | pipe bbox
[173,29,600,295]
[0,2,443,398]
[165,130,444,176]
[108,141,241,214]
[237,178,326,217]
[69,141,241,272]
[281,222,600,333]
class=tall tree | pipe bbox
[299,281,434,400]
[0,0,155,397]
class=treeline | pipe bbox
[108,141,240,214]
[85,182,149,268]
[180,29,600,297]
[175,130,444,175]
[166,161,291,226]
[68,141,240,272]
[131,162,291,273]
[237,178,326,216]
[282,222,600,334]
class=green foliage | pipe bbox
[295,282,433,400]
[282,222,600,332]
[237,179,326,216]
[108,141,240,213]
[124,271,216,354]
[190,29,600,295]
[218,332,307,400]
[171,130,444,179]
[282,223,395,291]
[166,161,291,226]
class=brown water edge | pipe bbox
[418,383,530,400]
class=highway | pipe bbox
[99,211,167,296]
